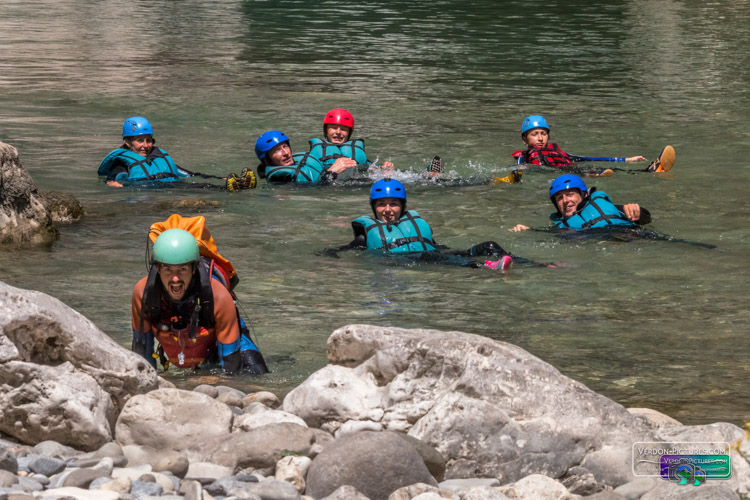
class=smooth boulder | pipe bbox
[205,422,333,472]
[115,388,233,464]
[305,431,438,500]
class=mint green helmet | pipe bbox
[152,229,200,265]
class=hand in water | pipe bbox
[622,203,641,221]
[625,155,646,162]
[329,157,358,174]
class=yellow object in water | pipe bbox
[492,169,523,184]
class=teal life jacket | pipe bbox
[98,147,189,183]
[551,189,635,229]
[308,138,369,166]
[264,152,328,184]
[352,210,437,253]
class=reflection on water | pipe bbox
[1,0,749,425]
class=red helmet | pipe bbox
[323,108,354,137]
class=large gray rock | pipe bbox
[115,388,233,464]
[204,422,333,472]
[283,325,750,493]
[306,431,438,500]
[0,141,58,245]
[284,325,654,484]
[0,362,114,450]
[0,282,159,449]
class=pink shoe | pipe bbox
[485,255,513,272]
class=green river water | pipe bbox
[1,0,749,425]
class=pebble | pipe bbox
[96,475,132,493]
[0,470,19,488]
[439,478,501,491]
[154,454,190,479]
[131,478,164,497]
[60,466,109,488]
[0,447,18,474]
[32,440,80,459]
[216,390,244,408]
[185,461,233,481]
[242,391,281,409]
[17,475,44,492]
[251,478,303,500]
[235,473,261,483]
[192,384,219,398]
[215,385,247,400]
[19,454,66,476]
[179,479,203,500]
[3,492,35,500]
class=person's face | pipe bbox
[374,198,403,223]
[158,263,194,302]
[127,135,155,156]
[325,124,351,144]
[523,128,549,149]
[553,188,583,216]
[268,142,293,166]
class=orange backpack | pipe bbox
[148,214,239,290]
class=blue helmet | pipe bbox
[549,174,587,207]
[521,115,550,135]
[122,117,154,138]
[370,178,406,203]
[255,131,290,161]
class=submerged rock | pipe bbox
[39,190,84,223]
[0,141,58,245]
[163,199,222,209]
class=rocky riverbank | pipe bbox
[0,141,84,247]
[1,281,749,500]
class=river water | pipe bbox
[1,0,748,425]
